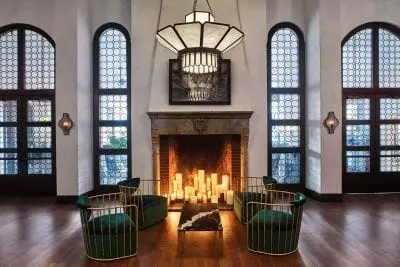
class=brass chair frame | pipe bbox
[78,193,138,261]
[246,190,304,256]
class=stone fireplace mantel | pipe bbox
[147,111,253,194]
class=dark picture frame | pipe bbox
[169,59,231,105]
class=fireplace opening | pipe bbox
[159,134,241,206]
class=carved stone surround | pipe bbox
[147,111,253,194]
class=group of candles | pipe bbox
[168,170,234,205]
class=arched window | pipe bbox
[93,23,131,188]
[0,24,56,195]
[267,23,305,188]
[342,22,400,193]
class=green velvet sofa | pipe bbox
[118,178,168,230]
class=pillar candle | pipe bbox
[194,174,198,191]
[223,187,228,202]
[207,191,211,200]
[170,192,176,201]
[215,184,220,198]
[206,177,211,192]
[198,170,205,186]
[227,190,234,205]
[222,175,229,191]
[172,180,178,192]
[199,183,206,193]
[175,173,183,191]
[211,195,218,204]
[177,190,184,200]
[190,196,197,204]
[165,194,170,206]
[211,173,218,194]
[197,192,202,201]
[202,194,207,203]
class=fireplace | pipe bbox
[159,134,241,203]
[147,111,253,205]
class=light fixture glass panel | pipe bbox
[203,23,229,48]
[195,12,210,24]
[157,26,185,51]
[222,36,244,53]
[156,35,178,53]
[216,27,244,52]
[185,13,194,23]
[175,23,202,48]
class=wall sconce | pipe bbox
[324,111,339,134]
[58,113,73,135]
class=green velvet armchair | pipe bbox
[118,178,168,229]
[76,193,138,261]
[247,190,306,255]
[233,176,277,223]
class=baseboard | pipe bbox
[56,190,94,204]
[305,188,343,202]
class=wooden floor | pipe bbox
[0,195,399,267]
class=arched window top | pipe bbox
[0,24,55,91]
[94,24,130,90]
[268,23,304,89]
[342,22,400,89]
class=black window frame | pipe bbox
[93,23,132,191]
[0,23,56,195]
[342,22,400,193]
[267,22,305,191]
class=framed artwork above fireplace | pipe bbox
[169,59,231,105]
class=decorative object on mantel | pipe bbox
[191,118,209,133]
[324,111,340,134]
[156,0,244,105]
[58,113,73,135]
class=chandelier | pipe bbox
[156,0,244,75]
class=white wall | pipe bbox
[1,0,400,195]
[305,0,322,193]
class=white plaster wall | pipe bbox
[305,0,322,193]
[77,0,93,194]
[267,0,306,33]
[90,0,131,33]
[319,0,342,194]
[55,0,79,195]
[131,0,161,179]
[240,0,268,178]
[341,0,400,36]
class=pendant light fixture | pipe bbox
[156,0,244,75]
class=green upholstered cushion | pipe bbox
[249,209,294,229]
[76,195,90,209]
[126,195,168,229]
[117,177,140,188]
[262,176,277,186]
[88,213,136,235]
[234,192,266,223]
[291,192,306,206]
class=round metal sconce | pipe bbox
[58,113,73,135]
[324,111,339,134]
